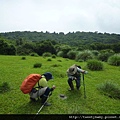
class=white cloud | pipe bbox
[0,0,120,34]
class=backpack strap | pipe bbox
[35,76,43,89]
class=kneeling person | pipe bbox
[29,72,56,106]
[20,72,55,106]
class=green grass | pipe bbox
[0,55,120,114]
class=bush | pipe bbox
[51,64,62,67]
[30,52,39,57]
[52,54,56,58]
[0,82,10,93]
[97,81,120,99]
[98,49,114,62]
[87,60,103,71]
[108,54,120,66]
[47,58,52,61]
[91,50,99,56]
[98,53,109,62]
[76,50,94,62]
[21,57,26,60]
[42,52,52,57]
[57,59,62,62]
[33,63,42,68]
[57,51,64,57]
[67,50,77,59]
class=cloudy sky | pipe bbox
[0,0,120,34]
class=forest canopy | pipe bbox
[0,31,120,56]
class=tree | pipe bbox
[35,41,56,56]
[58,45,71,58]
[0,39,16,55]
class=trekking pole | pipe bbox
[82,73,86,99]
[33,92,52,120]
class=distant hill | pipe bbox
[0,31,120,46]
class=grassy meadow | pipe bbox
[0,55,120,114]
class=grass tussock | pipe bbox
[0,82,10,93]
[97,81,120,99]
[87,60,103,71]
[21,56,26,60]
[108,54,120,66]
[33,63,42,68]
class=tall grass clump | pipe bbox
[21,56,26,60]
[98,49,114,62]
[67,50,77,60]
[87,59,103,71]
[108,54,120,66]
[97,81,120,99]
[76,50,94,62]
[91,50,99,56]
[47,58,52,61]
[57,51,64,57]
[0,82,10,93]
[33,63,42,68]
[30,52,39,57]
[42,52,52,57]
[52,54,56,58]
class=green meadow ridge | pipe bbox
[0,55,120,114]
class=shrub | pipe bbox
[47,58,52,61]
[76,50,94,62]
[97,81,120,99]
[98,49,114,62]
[108,54,120,66]
[30,52,39,57]
[57,59,62,62]
[67,50,77,60]
[42,52,52,57]
[98,53,109,62]
[52,54,56,58]
[58,45,71,58]
[51,64,62,67]
[87,60,103,71]
[57,51,64,57]
[33,63,42,68]
[21,57,26,60]
[91,50,99,56]
[0,82,10,93]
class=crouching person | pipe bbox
[67,64,88,91]
[29,72,56,106]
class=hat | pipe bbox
[67,64,77,75]
[43,72,53,81]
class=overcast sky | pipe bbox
[0,0,120,34]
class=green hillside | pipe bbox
[0,55,120,115]
[1,31,120,46]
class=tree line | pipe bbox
[0,31,120,56]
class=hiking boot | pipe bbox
[30,97,36,102]
[41,95,51,106]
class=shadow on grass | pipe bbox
[17,99,44,114]
[65,89,83,100]
[63,89,86,114]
